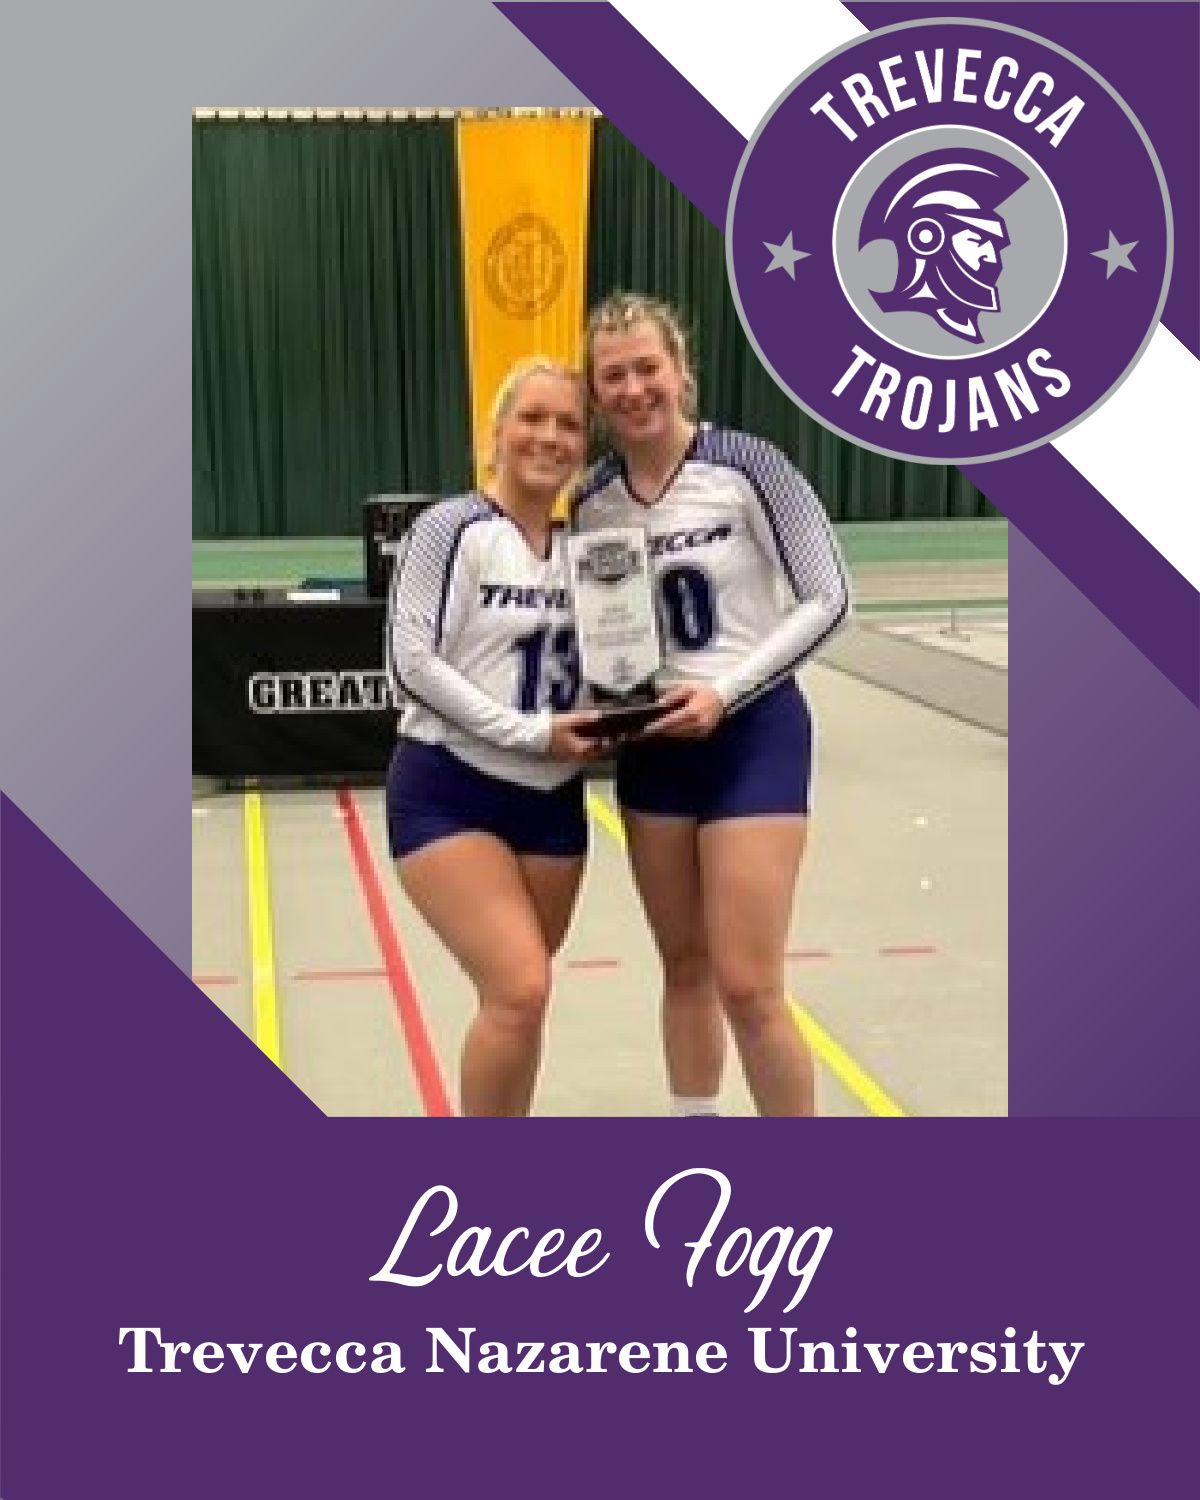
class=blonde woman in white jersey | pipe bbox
[386,360,601,1116]
[573,295,851,1117]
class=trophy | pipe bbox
[565,526,668,739]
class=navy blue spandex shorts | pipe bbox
[615,679,812,822]
[385,739,587,860]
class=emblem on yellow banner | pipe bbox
[484,212,567,319]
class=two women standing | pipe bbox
[386,295,850,1117]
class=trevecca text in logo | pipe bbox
[726,20,1171,463]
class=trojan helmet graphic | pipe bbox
[858,149,1028,344]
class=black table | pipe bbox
[193,590,397,779]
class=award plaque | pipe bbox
[565,526,668,739]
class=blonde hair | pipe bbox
[584,292,698,422]
[486,357,585,475]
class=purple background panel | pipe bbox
[965,447,1200,709]
[1009,528,1200,1115]
[845,1,1199,358]
[3,794,1199,1497]
[2,1,1196,1485]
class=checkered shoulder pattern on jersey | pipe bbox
[572,426,851,712]
[386,494,579,790]
[692,426,853,709]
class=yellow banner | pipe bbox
[457,115,593,487]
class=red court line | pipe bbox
[567,957,621,971]
[193,974,237,986]
[786,949,833,961]
[294,967,387,982]
[335,788,454,1117]
[879,945,938,957]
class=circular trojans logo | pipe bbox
[726,19,1172,463]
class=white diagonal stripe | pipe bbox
[613,0,1200,590]
[1052,326,1200,590]
[611,0,865,138]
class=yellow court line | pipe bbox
[585,787,907,1118]
[585,787,627,846]
[243,791,283,1068]
[787,1003,906,1118]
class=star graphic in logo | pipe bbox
[1091,231,1138,279]
[763,232,810,279]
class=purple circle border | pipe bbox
[726,16,1174,465]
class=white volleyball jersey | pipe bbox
[386,495,581,789]
[570,425,851,711]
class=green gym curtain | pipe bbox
[193,118,471,538]
[193,114,991,537]
[586,120,992,523]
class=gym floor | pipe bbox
[192,520,1008,1117]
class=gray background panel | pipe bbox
[0,0,589,970]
